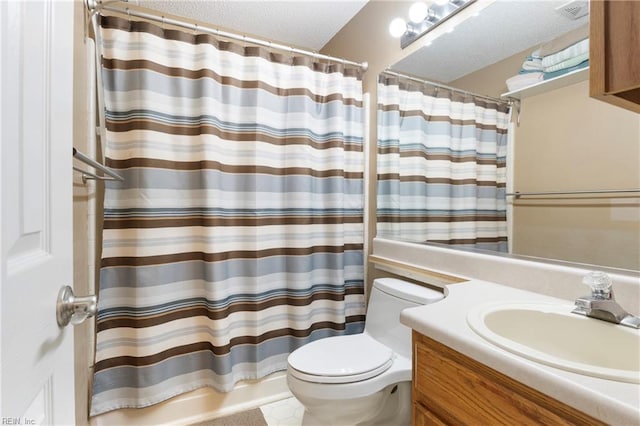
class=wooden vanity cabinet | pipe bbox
[412,332,605,426]
[589,0,640,113]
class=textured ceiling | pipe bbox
[392,0,589,83]
[134,0,369,51]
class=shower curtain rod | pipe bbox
[87,0,368,71]
[383,69,512,106]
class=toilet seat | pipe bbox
[288,334,393,384]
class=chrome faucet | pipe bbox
[572,271,640,329]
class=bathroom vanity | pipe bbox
[401,280,640,426]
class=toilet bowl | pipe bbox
[286,278,444,426]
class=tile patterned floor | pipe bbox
[260,397,304,426]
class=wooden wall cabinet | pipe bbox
[412,331,605,425]
[589,0,640,113]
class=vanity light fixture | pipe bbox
[389,17,409,38]
[389,0,477,48]
[408,2,429,23]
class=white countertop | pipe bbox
[400,280,640,425]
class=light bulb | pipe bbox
[434,0,449,5]
[389,18,407,38]
[408,2,429,23]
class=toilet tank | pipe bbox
[364,278,444,359]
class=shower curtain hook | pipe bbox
[161,15,165,29]
[125,7,130,20]
[289,46,295,64]
[193,23,198,35]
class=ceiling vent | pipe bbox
[556,0,590,20]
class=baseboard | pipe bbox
[90,372,291,426]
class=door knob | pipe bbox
[56,285,97,327]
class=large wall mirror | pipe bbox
[377,0,640,272]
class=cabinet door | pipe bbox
[0,1,76,424]
[590,0,640,113]
[412,332,606,426]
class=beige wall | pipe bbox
[511,80,639,270]
[323,2,640,273]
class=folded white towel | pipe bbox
[544,52,589,73]
[522,57,543,71]
[541,38,589,68]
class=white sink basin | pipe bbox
[467,302,640,383]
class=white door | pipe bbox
[1,0,76,424]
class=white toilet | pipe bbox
[286,277,444,426]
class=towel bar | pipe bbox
[507,189,640,198]
[72,147,124,182]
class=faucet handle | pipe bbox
[582,271,612,299]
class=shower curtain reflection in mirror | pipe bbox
[377,73,511,252]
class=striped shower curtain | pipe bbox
[91,15,365,415]
[377,73,510,252]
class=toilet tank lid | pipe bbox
[373,278,444,305]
